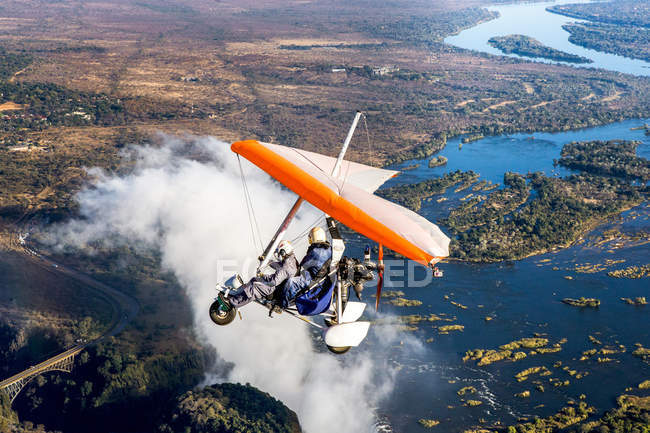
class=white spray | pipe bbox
[50,135,420,433]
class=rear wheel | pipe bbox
[327,345,351,355]
[209,300,237,326]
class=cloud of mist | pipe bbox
[46,135,423,433]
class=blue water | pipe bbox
[387,118,650,187]
[352,119,650,433]
[444,0,650,77]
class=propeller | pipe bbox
[375,243,384,311]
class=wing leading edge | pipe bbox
[232,140,449,266]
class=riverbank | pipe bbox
[383,126,650,263]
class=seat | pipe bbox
[295,275,336,316]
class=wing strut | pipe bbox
[375,244,384,311]
[257,112,363,271]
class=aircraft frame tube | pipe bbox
[258,111,361,271]
[258,197,304,270]
[331,111,362,178]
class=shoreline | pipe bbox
[443,200,646,264]
[383,116,650,167]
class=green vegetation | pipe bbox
[609,266,650,279]
[0,48,33,80]
[361,8,498,46]
[464,338,564,366]
[515,366,552,382]
[11,338,208,433]
[547,2,650,28]
[438,324,464,333]
[488,35,592,64]
[500,338,548,351]
[561,297,601,308]
[472,395,650,433]
[571,395,650,433]
[397,313,454,326]
[418,419,440,428]
[0,391,18,432]
[443,138,647,261]
[428,155,447,168]
[562,23,650,63]
[621,297,648,305]
[514,402,594,431]
[632,345,650,363]
[462,134,484,144]
[558,140,649,182]
[457,386,476,396]
[442,172,528,233]
[0,318,102,378]
[546,1,650,62]
[389,297,423,307]
[158,383,302,433]
[378,170,478,211]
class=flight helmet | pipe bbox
[308,226,327,245]
[276,240,294,259]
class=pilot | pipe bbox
[281,226,332,308]
[219,240,298,310]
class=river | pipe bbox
[444,0,650,77]
[354,118,650,433]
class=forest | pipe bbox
[158,383,302,433]
[383,139,649,262]
[547,1,650,28]
[558,140,649,182]
[562,23,650,63]
[488,34,591,64]
[359,8,498,46]
[547,1,650,63]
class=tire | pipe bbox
[209,300,237,326]
[327,345,351,355]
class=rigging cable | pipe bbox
[289,213,327,246]
[237,155,264,252]
[363,113,374,167]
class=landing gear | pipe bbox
[327,345,351,355]
[209,300,237,326]
[323,318,351,355]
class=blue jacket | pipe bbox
[282,242,331,306]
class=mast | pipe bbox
[331,111,362,178]
[257,111,362,270]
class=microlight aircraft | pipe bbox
[210,112,450,354]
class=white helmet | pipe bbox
[276,240,294,258]
[308,226,327,245]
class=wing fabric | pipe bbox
[231,140,450,265]
[243,141,399,193]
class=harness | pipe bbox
[295,256,333,300]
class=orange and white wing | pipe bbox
[232,140,450,265]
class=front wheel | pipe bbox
[209,300,237,326]
[327,345,351,355]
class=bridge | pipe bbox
[0,231,139,405]
[0,344,86,402]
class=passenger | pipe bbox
[281,226,332,308]
[219,240,298,310]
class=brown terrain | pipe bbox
[0,0,646,219]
